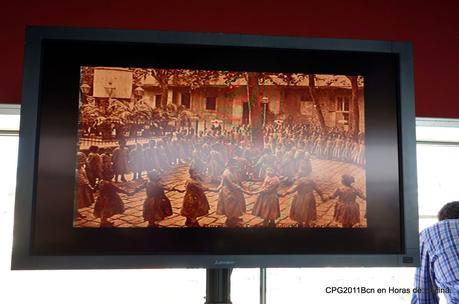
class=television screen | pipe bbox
[75,67,367,230]
[11,27,419,269]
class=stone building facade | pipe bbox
[90,67,364,131]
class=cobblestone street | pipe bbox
[75,158,366,228]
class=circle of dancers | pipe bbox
[76,122,366,228]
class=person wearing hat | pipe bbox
[327,174,366,228]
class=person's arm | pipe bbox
[411,230,439,304]
[164,184,186,193]
[312,181,325,201]
[112,183,135,196]
[357,191,366,200]
[327,188,340,201]
[213,181,223,192]
[222,171,244,192]
[204,187,219,192]
[258,178,280,194]
[352,186,366,200]
[202,182,219,193]
[132,181,148,194]
[281,184,298,197]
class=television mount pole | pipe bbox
[205,268,232,304]
[204,268,268,304]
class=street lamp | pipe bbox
[80,83,90,103]
[134,86,144,100]
[261,96,269,126]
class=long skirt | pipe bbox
[94,194,124,219]
[289,192,317,224]
[334,201,360,227]
[143,195,173,222]
[252,192,280,220]
[216,188,246,218]
[181,191,210,218]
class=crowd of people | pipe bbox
[75,122,366,228]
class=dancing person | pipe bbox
[328,174,366,228]
[138,170,184,227]
[93,172,136,227]
[281,169,325,228]
[251,167,281,227]
[181,168,219,227]
[216,159,251,227]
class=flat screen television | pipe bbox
[11,26,419,269]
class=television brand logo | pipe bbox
[214,260,236,265]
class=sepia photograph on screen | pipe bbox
[74,67,366,229]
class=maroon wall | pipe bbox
[1,0,458,118]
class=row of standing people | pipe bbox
[82,137,360,192]
[82,122,365,186]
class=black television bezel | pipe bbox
[11,26,419,269]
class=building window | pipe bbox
[415,119,459,227]
[206,97,217,111]
[181,92,191,109]
[155,94,162,108]
[336,96,350,112]
[336,96,350,126]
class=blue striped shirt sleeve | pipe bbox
[412,220,459,304]
[412,229,439,304]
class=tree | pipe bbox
[133,68,177,108]
[80,100,102,126]
[246,72,263,146]
[346,76,360,139]
[308,74,326,130]
[80,67,94,89]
